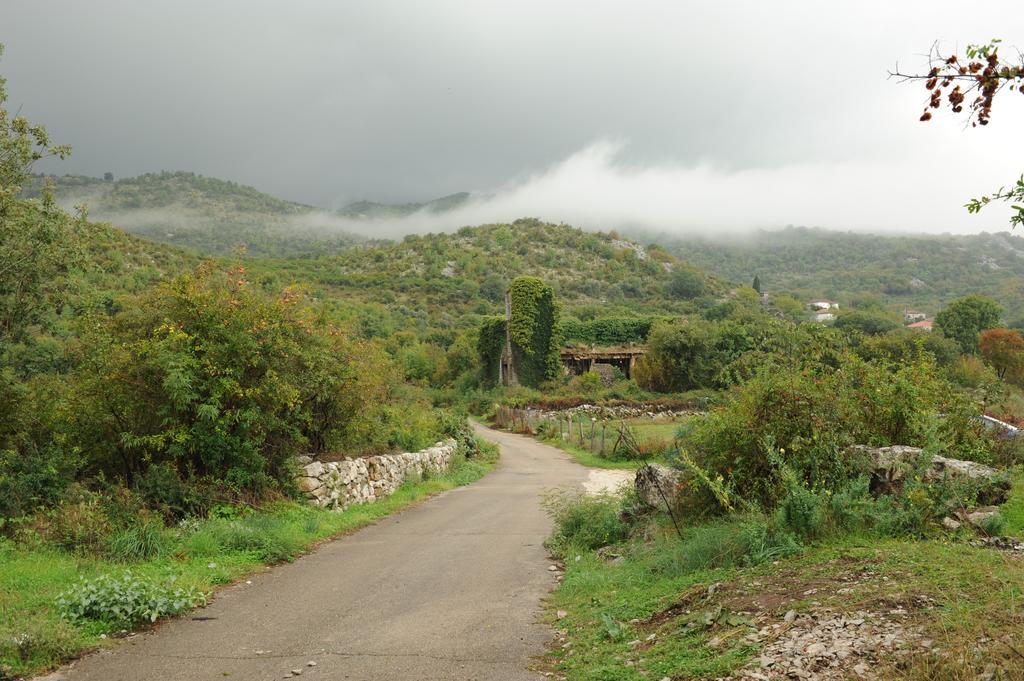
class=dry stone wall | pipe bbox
[294,439,457,510]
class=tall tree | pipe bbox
[752,275,762,294]
[935,295,1002,354]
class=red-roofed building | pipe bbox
[908,319,933,332]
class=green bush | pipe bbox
[682,354,991,510]
[107,520,169,562]
[57,572,206,627]
[544,490,628,556]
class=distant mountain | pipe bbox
[339,192,470,219]
[26,172,367,258]
[654,226,1024,323]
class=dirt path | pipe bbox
[41,424,588,681]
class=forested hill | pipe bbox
[657,227,1024,323]
[24,172,366,258]
[251,219,726,339]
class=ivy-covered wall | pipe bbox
[508,276,561,387]
[477,315,507,387]
[559,316,666,346]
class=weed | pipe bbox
[543,490,628,556]
[107,520,169,562]
[57,573,206,627]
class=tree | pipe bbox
[634,319,717,392]
[935,295,1002,354]
[103,171,114,182]
[894,39,1024,227]
[0,44,74,347]
[979,328,1024,380]
[752,275,762,294]
[833,310,899,336]
[666,266,706,300]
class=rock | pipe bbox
[943,516,962,530]
[301,461,325,479]
[290,670,303,676]
[784,609,797,623]
[296,476,323,494]
[850,445,1009,504]
[556,610,568,619]
[964,507,1000,528]
[635,464,687,510]
[306,661,316,667]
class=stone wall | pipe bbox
[294,439,458,510]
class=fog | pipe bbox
[301,139,1024,239]
[3,1,1023,237]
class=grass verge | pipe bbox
[0,451,497,678]
[545,512,1024,681]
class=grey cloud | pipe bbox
[2,0,1022,233]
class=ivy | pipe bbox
[508,276,561,387]
[560,316,665,346]
[477,316,507,387]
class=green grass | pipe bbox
[546,529,1024,680]
[539,436,646,470]
[1000,467,1024,537]
[0,453,496,677]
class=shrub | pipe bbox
[57,573,206,627]
[107,520,169,562]
[544,490,628,556]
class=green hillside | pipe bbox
[26,171,366,258]
[251,219,728,340]
[656,226,1024,323]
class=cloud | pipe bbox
[333,140,1023,239]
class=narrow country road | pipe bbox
[41,423,589,681]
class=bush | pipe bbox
[107,520,169,562]
[544,490,628,556]
[57,573,206,627]
[683,354,989,510]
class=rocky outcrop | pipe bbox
[635,463,687,509]
[294,439,457,510]
[850,445,1010,505]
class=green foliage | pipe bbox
[476,316,507,387]
[559,316,661,346]
[666,266,707,300]
[57,572,206,627]
[107,520,169,562]
[634,319,717,392]
[936,295,1003,354]
[507,276,561,387]
[683,354,987,509]
[543,490,629,556]
[68,264,395,494]
[0,616,81,672]
[833,309,899,336]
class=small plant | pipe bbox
[107,520,168,562]
[543,490,628,556]
[57,572,206,627]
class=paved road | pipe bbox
[42,423,588,681]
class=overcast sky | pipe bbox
[3,1,1023,235]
